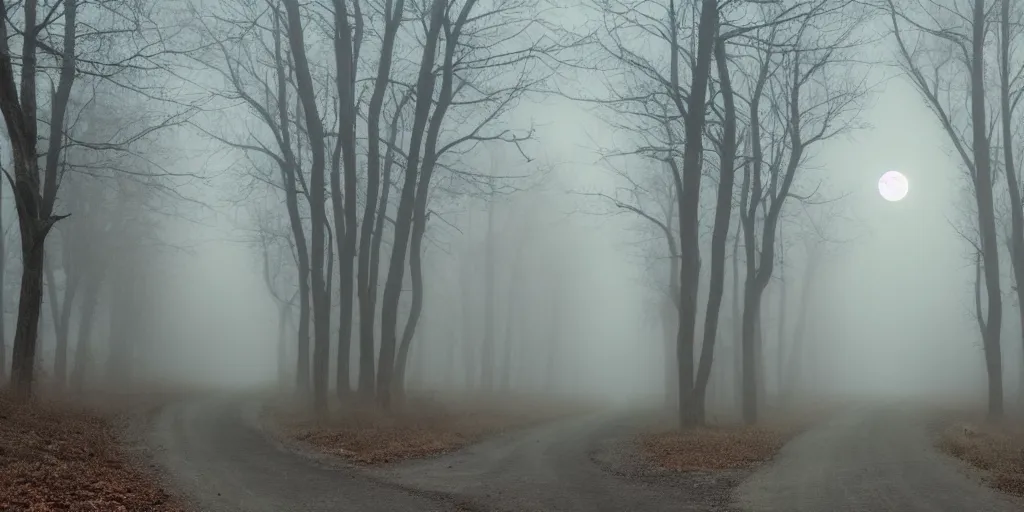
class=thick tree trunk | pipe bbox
[674,0,718,428]
[997,0,1024,412]
[268,9,312,398]
[10,228,46,398]
[971,0,1004,421]
[692,30,737,425]
[741,283,763,424]
[330,0,360,402]
[283,0,332,415]
[732,217,742,412]
[357,0,405,402]
[0,195,5,383]
[376,0,445,408]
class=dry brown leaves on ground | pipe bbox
[938,420,1024,496]
[269,395,588,465]
[637,425,791,471]
[0,390,187,512]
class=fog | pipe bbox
[3,0,1021,426]
[111,76,999,408]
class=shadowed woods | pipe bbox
[5,0,1024,510]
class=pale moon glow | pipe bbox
[878,170,910,202]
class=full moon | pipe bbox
[878,170,909,202]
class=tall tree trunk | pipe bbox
[6,0,76,400]
[692,29,737,425]
[330,0,361,402]
[673,0,718,428]
[377,0,445,408]
[775,235,786,403]
[398,0,479,402]
[283,0,332,416]
[268,8,312,397]
[545,277,564,392]
[784,242,818,403]
[105,268,135,386]
[732,215,742,412]
[461,259,478,389]
[358,0,406,402]
[972,0,1004,421]
[46,259,78,390]
[70,273,101,391]
[499,241,527,394]
[11,233,46,397]
[278,303,290,387]
[997,0,1024,412]
[661,298,678,407]
[0,195,5,383]
[481,199,496,393]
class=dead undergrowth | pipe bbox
[0,388,189,512]
[634,407,819,472]
[938,418,1024,496]
[637,426,791,471]
[266,393,592,465]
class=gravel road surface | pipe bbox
[149,396,1023,512]
[734,405,1022,512]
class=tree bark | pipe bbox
[330,0,361,401]
[971,0,1004,421]
[376,0,445,408]
[997,0,1024,412]
[691,29,737,425]
[0,194,5,383]
[283,0,332,416]
[357,0,406,401]
[775,235,786,403]
[4,0,75,399]
[672,0,718,428]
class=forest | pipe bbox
[3,0,1024,510]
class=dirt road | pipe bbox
[149,395,733,511]
[149,396,454,512]
[149,396,1022,512]
[734,406,1022,512]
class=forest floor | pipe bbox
[937,415,1024,497]
[630,411,811,474]
[263,393,598,465]
[0,386,193,512]
[636,425,795,471]
[630,403,828,473]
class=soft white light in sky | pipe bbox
[878,170,909,202]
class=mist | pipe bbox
[0,0,1020,431]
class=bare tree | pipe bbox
[886,0,1005,419]
[282,0,334,415]
[738,2,867,424]
[355,0,407,401]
